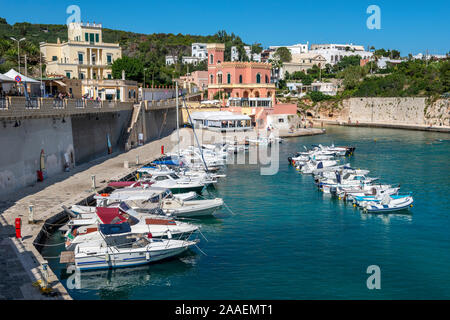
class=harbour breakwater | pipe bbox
[312,97,450,131]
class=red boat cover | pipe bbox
[107,181,154,188]
[96,207,127,224]
[108,181,135,188]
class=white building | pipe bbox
[165,55,178,65]
[269,43,309,56]
[413,53,447,60]
[286,81,337,96]
[376,57,403,69]
[310,43,365,51]
[166,55,204,66]
[181,56,203,65]
[190,111,252,132]
[309,43,373,65]
[231,46,261,62]
[311,81,337,96]
[191,43,208,60]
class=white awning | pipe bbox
[4,69,39,83]
[0,73,15,83]
[54,80,66,87]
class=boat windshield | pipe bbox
[106,235,150,249]
[163,190,172,199]
[148,195,160,203]
[169,173,180,180]
[119,202,131,212]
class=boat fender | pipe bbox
[145,252,150,261]
[105,253,110,262]
[147,232,153,239]
[410,204,413,208]
[101,193,110,197]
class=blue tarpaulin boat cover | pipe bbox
[152,160,180,166]
[99,223,131,235]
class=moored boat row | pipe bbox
[288,144,414,214]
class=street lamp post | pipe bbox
[10,37,26,73]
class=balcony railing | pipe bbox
[0,97,137,119]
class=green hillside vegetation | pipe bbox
[0,17,252,85]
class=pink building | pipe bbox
[179,70,208,91]
[206,43,297,128]
[207,43,276,101]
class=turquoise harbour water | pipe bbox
[43,126,450,299]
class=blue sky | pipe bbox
[2,0,449,55]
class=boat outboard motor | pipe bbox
[62,205,77,218]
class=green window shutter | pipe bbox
[90,33,95,43]
[116,89,120,99]
[85,33,88,41]
[66,72,71,79]
[95,34,99,42]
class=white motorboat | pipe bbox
[300,160,339,174]
[161,197,223,217]
[359,194,414,213]
[64,205,199,250]
[69,224,198,271]
[136,169,208,194]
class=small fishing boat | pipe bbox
[64,205,199,250]
[360,194,414,213]
[161,197,223,217]
[70,223,198,271]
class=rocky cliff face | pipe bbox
[312,97,449,127]
[425,99,450,127]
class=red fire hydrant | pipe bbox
[15,218,22,239]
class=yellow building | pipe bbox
[40,22,137,102]
[40,22,121,80]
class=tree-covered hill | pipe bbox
[0,17,253,85]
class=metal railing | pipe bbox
[25,98,39,109]
[53,99,65,109]
[75,99,85,108]
[0,97,8,110]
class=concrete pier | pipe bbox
[0,128,187,299]
[0,125,324,300]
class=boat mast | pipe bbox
[176,81,180,157]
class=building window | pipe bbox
[95,34,99,43]
[107,54,112,64]
[218,73,222,84]
[85,33,88,42]
[265,75,269,83]
[52,56,57,61]
[210,54,214,64]
[256,73,261,84]
[89,33,95,43]
[210,74,214,84]
[78,53,83,64]
[107,74,112,79]
[227,73,231,84]
[239,75,243,84]
[66,72,71,79]
[79,73,85,80]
